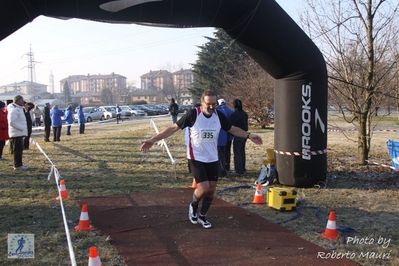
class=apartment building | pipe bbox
[140,69,193,105]
[172,69,193,105]
[140,70,173,91]
[60,72,127,94]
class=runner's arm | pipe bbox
[228,126,263,145]
[141,124,181,152]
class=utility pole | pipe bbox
[26,44,40,95]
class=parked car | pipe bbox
[151,104,169,115]
[134,105,155,116]
[101,106,117,119]
[129,105,151,116]
[74,107,105,123]
[119,106,134,117]
[180,105,193,113]
[157,104,169,114]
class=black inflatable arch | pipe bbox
[2,0,327,187]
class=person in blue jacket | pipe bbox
[50,105,64,142]
[77,104,85,134]
[216,99,233,177]
[64,105,74,135]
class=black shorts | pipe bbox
[189,160,218,183]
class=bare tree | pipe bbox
[101,88,114,105]
[223,58,275,128]
[301,0,399,164]
[159,63,185,103]
[114,86,131,104]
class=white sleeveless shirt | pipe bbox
[187,107,220,163]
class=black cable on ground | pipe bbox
[218,185,357,237]
[218,185,253,193]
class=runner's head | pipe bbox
[201,90,217,116]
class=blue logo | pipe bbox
[8,234,34,259]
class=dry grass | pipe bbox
[0,114,398,265]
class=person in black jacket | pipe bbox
[23,102,34,150]
[168,98,179,124]
[43,102,52,142]
[231,99,249,176]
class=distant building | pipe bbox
[0,92,65,107]
[35,98,66,108]
[173,69,193,90]
[140,69,193,104]
[60,72,127,94]
[49,71,55,94]
[140,70,173,91]
[131,89,165,104]
[172,69,193,105]
[74,92,102,106]
[0,81,47,95]
[0,92,30,103]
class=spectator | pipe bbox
[225,115,234,172]
[7,100,14,154]
[64,105,74,135]
[168,98,179,124]
[141,90,263,229]
[216,98,233,177]
[231,99,249,176]
[50,105,64,142]
[32,104,42,127]
[0,101,9,160]
[23,102,34,150]
[115,104,122,124]
[43,103,51,142]
[7,95,28,170]
[77,104,85,134]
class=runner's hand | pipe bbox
[249,134,263,145]
[141,139,154,153]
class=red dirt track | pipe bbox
[76,188,358,266]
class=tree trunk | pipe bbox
[357,113,370,165]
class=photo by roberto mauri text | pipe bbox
[317,235,392,260]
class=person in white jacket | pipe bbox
[8,95,28,170]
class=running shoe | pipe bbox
[198,215,212,229]
[188,203,198,224]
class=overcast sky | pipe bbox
[0,1,304,92]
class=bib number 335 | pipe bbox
[200,129,217,142]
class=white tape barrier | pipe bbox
[30,139,55,169]
[29,138,77,266]
[366,160,399,171]
[150,119,176,165]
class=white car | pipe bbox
[129,105,148,116]
[119,105,133,117]
[101,106,117,119]
[74,107,105,122]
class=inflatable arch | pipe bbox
[2,0,327,187]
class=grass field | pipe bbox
[0,114,398,265]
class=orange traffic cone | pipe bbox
[88,246,103,266]
[320,210,339,240]
[190,178,197,188]
[252,184,265,204]
[56,180,69,200]
[75,204,94,231]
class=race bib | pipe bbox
[200,129,217,142]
